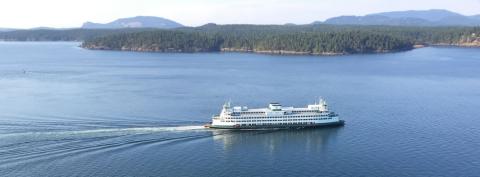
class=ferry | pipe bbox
[205,99,345,129]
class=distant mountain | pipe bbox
[82,16,184,29]
[315,9,480,26]
[471,15,480,20]
[319,15,434,26]
[0,28,16,32]
[372,9,463,21]
[29,27,71,30]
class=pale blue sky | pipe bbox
[1,0,479,28]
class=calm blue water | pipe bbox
[0,42,479,177]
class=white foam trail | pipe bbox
[63,125,205,134]
[0,125,206,139]
[127,126,205,132]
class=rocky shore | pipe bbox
[81,45,410,56]
[82,38,480,56]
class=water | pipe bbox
[0,42,479,177]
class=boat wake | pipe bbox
[0,125,212,166]
[44,125,206,135]
[0,125,207,145]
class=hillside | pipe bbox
[0,28,16,32]
[0,28,157,41]
[82,16,184,29]
[315,9,480,26]
[81,25,480,55]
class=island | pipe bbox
[80,24,480,55]
[1,24,479,55]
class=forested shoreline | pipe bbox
[0,28,157,41]
[81,25,480,55]
[2,24,479,55]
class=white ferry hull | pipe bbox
[206,120,345,129]
[208,100,344,130]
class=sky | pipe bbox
[1,0,479,28]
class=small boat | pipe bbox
[203,123,212,128]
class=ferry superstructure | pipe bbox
[205,99,344,129]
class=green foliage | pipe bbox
[82,25,480,54]
[0,28,156,41]
[82,30,223,52]
[2,25,479,54]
